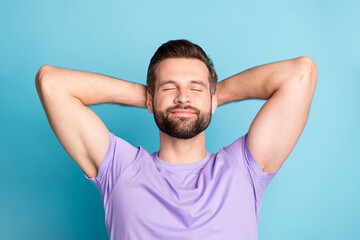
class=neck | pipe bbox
[157,130,207,165]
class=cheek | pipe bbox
[202,96,212,106]
[155,94,173,106]
[153,97,168,112]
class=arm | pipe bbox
[216,56,318,173]
[35,65,147,178]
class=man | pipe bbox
[35,39,317,239]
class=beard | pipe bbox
[153,99,213,140]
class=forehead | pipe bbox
[155,58,209,87]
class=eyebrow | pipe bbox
[158,80,208,88]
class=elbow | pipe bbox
[35,65,53,84]
[296,56,318,86]
[35,65,54,94]
[299,56,318,73]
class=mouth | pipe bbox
[171,109,196,116]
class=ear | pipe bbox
[146,91,154,113]
[211,91,218,114]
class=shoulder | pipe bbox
[221,133,247,158]
[220,133,279,178]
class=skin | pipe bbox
[146,58,218,165]
[36,55,317,178]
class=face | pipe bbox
[147,58,217,139]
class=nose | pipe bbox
[174,89,191,105]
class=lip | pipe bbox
[171,109,196,115]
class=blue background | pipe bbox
[1,0,359,239]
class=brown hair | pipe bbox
[146,39,218,97]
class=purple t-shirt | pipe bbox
[84,131,278,240]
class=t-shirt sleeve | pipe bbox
[83,130,141,206]
[223,132,279,206]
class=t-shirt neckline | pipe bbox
[152,151,211,171]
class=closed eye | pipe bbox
[191,89,202,91]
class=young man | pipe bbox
[35,39,317,239]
